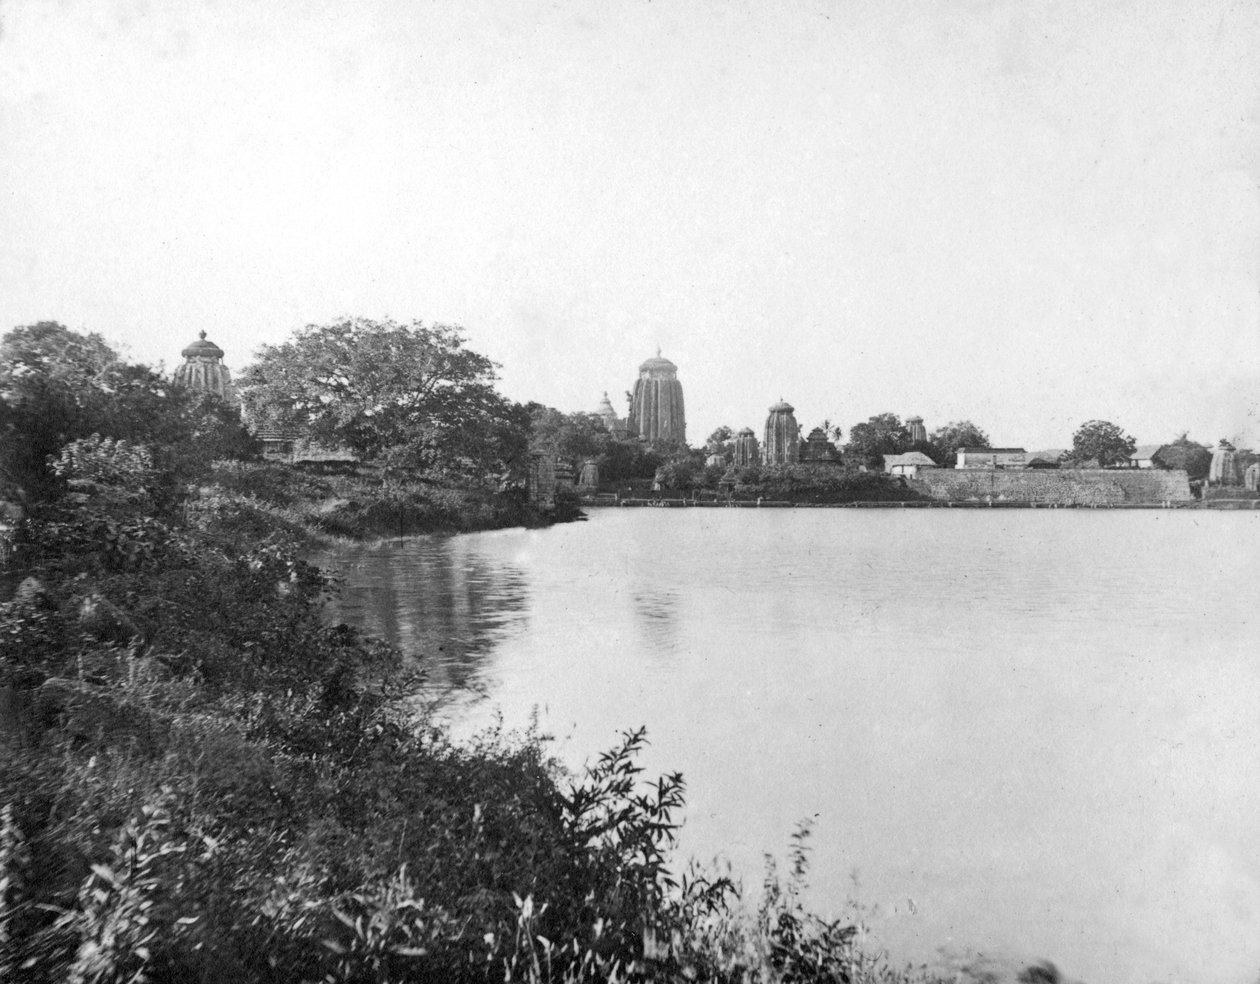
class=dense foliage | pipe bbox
[0,322,256,502]
[1068,420,1137,468]
[842,414,991,470]
[239,318,532,482]
[726,466,923,504]
[528,407,663,486]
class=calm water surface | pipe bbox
[320,509,1260,984]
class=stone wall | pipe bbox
[909,469,1192,506]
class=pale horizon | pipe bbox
[2,0,1257,452]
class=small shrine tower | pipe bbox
[174,331,235,402]
[762,400,800,466]
[733,427,759,467]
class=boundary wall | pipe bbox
[908,469,1192,506]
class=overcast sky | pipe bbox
[2,0,1257,450]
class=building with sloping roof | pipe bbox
[884,451,937,476]
[1127,445,1163,469]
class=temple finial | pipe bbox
[656,345,661,358]
[199,330,207,339]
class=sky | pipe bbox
[1,0,1257,451]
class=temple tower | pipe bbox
[578,459,600,490]
[733,427,759,467]
[907,415,927,443]
[1209,440,1239,486]
[174,331,235,402]
[799,427,842,466]
[595,391,629,439]
[762,400,800,465]
[628,349,686,445]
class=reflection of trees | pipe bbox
[319,538,528,694]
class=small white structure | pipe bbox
[956,448,1028,469]
[1127,445,1162,469]
[884,451,938,477]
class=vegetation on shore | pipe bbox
[1,320,971,983]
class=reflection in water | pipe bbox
[632,589,678,659]
[321,511,1260,984]
[318,535,529,693]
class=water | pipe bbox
[319,509,1260,984]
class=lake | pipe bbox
[318,508,1260,984]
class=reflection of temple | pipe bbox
[628,349,686,445]
[762,400,800,465]
[174,331,236,402]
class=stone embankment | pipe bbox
[909,468,1192,506]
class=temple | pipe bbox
[798,427,842,466]
[733,427,759,467]
[907,415,927,443]
[173,331,235,402]
[628,349,686,445]
[595,392,630,439]
[762,400,800,465]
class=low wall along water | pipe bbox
[909,468,1193,506]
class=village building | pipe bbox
[884,451,937,476]
[955,448,1030,469]
[1127,445,1162,469]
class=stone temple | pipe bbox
[907,415,927,443]
[628,349,686,445]
[733,427,759,467]
[174,330,235,402]
[762,400,800,465]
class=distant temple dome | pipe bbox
[638,352,678,372]
[907,415,927,444]
[595,391,630,439]
[628,348,686,445]
[762,399,800,466]
[181,331,225,360]
[174,330,235,402]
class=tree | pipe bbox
[1152,433,1212,481]
[843,413,909,468]
[1,322,254,500]
[928,420,991,467]
[1070,419,1136,468]
[240,318,522,477]
[704,426,734,461]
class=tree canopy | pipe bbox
[1153,434,1213,480]
[1070,419,1136,467]
[927,420,991,466]
[239,318,526,479]
[1,322,253,501]
[843,413,909,468]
